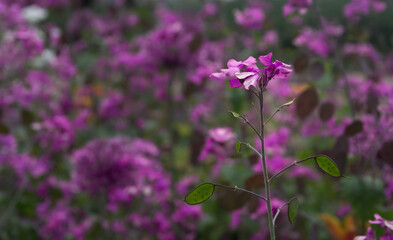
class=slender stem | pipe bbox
[264,108,280,126]
[272,208,281,225]
[264,99,295,126]
[238,115,263,140]
[239,142,262,159]
[259,90,275,240]
[213,183,267,201]
[269,156,317,182]
[273,197,296,225]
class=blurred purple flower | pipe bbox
[34,115,74,152]
[234,8,265,29]
[283,0,312,16]
[344,0,386,22]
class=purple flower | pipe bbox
[283,0,312,16]
[344,0,386,22]
[259,52,292,87]
[33,115,74,152]
[234,8,265,29]
[211,53,292,90]
[369,214,393,231]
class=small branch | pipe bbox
[272,208,281,225]
[264,108,281,126]
[272,197,297,226]
[264,99,295,126]
[250,88,260,99]
[268,156,318,182]
[238,115,263,140]
[239,142,262,159]
[214,183,267,202]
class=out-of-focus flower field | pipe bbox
[0,0,393,239]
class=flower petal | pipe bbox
[242,56,257,67]
[235,71,256,80]
[210,72,226,80]
[229,78,242,88]
[227,59,242,68]
[259,52,273,66]
[243,74,261,90]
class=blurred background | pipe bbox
[0,0,393,239]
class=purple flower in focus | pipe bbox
[259,52,292,87]
[211,53,292,90]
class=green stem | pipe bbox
[269,156,317,182]
[213,183,267,201]
[259,90,275,239]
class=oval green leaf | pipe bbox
[229,111,240,119]
[288,197,299,224]
[184,183,215,205]
[282,98,296,107]
[315,155,341,177]
[236,142,242,153]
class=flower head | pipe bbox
[210,53,292,90]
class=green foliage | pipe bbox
[288,198,299,224]
[341,176,385,222]
[314,155,341,177]
[185,183,215,205]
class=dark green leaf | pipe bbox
[288,198,299,224]
[184,183,215,205]
[314,155,341,177]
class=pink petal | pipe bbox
[229,78,242,88]
[227,59,242,68]
[259,52,273,66]
[221,67,240,76]
[210,72,226,80]
[242,56,257,67]
[235,71,255,80]
[243,74,260,90]
[274,60,291,68]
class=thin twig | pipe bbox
[272,197,297,226]
[264,99,295,126]
[268,156,318,182]
[239,142,262,159]
[238,115,263,140]
[264,108,280,126]
[213,183,267,201]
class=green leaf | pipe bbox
[282,98,296,107]
[288,197,299,224]
[314,155,341,177]
[229,111,240,118]
[184,183,215,205]
[236,142,242,153]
